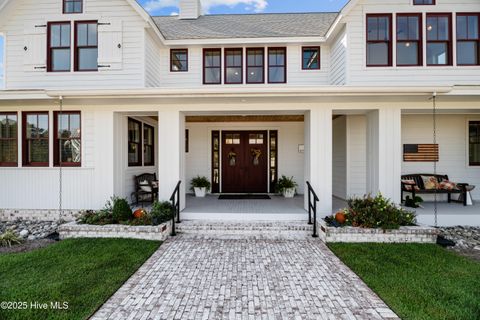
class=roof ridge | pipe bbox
[152,12,339,18]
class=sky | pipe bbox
[0,0,349,88]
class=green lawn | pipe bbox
[329,243,480,320]
[0,238,160,320]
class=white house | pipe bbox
[0,0,479,224]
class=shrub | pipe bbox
[112,198,133,223]
[150,201,174,225]
[329,194,416,230]
[190,176,211,192]
[129,214,153,226]
[79,210,114,225]
[0,230,23,247]
[275,175,298,193]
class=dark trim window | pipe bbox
[144,124,154,166]
[366,14,392,67]
[224,48,243,84]
[302,47,321,70]
[397,14,422,66]
[413,0,435,5]
[171,49,188,72]
[74,21,98,71]
[23,112,49,167]
[469,121,480,166]
[0,113,18,167]
[457,13,480,66]
[63,0,83,14]
[54,111,81,167]
[268,47,286,83]
[128,118,142,167]
[246,48,264,84]
[426,13,452,66]
[203,49,222,84]
[47,22,71,72]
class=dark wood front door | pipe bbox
[221,131,268,193]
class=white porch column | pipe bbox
[94,110,115,208]
[304,107,333,215]
[158,110,186,210]
[366,107,402,203]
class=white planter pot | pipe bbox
[283,188,295,198]
[194,187,207,198]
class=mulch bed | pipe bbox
[0,238,57,254]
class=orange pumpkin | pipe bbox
[335,211,346,224]
[133,209,145,219]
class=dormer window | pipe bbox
[413,0,435,5]
[63,0,83,14]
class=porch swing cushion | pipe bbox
[421,175,439,190]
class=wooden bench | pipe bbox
[401,174,467,206]
[131,173,158,205]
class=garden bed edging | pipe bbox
[58,221,172,241]
[318,219,438,243]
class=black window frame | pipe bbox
[224,48,243,84]
[268,47,287,84]
[74,21,98,72]
[396,13,423,67]
[128,118,142,167]
[246,48,265,84]
[54,111,81,167]
[456,13,480,66]
[47,21,71,72]
[426,13,453,66]
[63,0,83,14]
[302,46,321,70]
[143,123,155,166]
[413,0,435,5]
[170,49,189,72]
[469,121,480,166]
[366,14,393,67]
[203,48,222,85]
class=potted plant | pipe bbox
[190,176,211,197]
[275,175,298,198]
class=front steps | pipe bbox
[175,220,318,240]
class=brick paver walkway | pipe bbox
[91,236,398,320]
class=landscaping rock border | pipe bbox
[0,209,81,222]
[318,219,438,243]
[58,221,172,241]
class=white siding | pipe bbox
[185,122,305,194]
[159,45,330,88]
[402,114,480,200]
[2,0,147,89]
[332,116,347,199]
[144,30,161,87]
[329,25,347,85]
[345,0,480,86]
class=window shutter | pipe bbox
[23,22,47,72]
[98,19,123,71]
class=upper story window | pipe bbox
[75,21,98,71]
[0,113,18,167]
[23,112,49,167]
[247,48,265,84]
[469,121,480,166]
[203,49,221,84]
[426,14,452,66]
[268,48,286,83]
[63,0,83,14]
[54,111,81,166]
[366,14,392,67]
[302,47,320,70]
[457,14,480,66]
[397,14,422,66]
[225,48,243,84]
[171,49,188,72]
[48,22,71,72]
[413,0,435,5]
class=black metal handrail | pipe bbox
[306,181,319,238]
[170,181,181,236]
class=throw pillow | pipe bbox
[402,180,419,191]
[439,180,458,191]
[421,176,439,190]
[140,180,152,192]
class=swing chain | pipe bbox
[59,97,63,221]
[433,94,438,227]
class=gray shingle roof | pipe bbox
[152,13,339,40]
